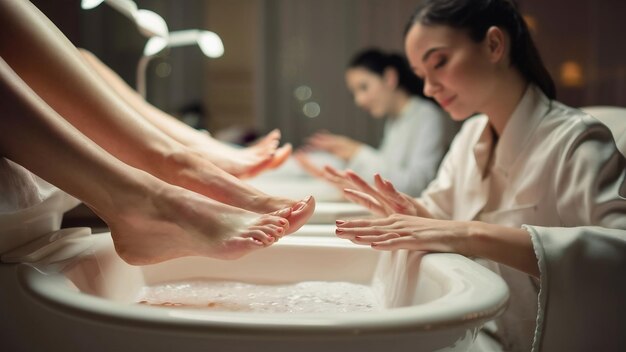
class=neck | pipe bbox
[389,91,411,118]
[482,70,528,136]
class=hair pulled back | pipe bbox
[406,0,555,99]
[349,48,426,97]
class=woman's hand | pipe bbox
[325,167,431,218]
[336,215,540,278]
[303,131,361,161]
[335,214,472,255]
[293,151,356,192]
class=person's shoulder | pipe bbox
[544,101,611,141]
[412,97,443,116]
[541,101,616,156]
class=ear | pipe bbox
[485,26,507,63]
[383,67,399,89]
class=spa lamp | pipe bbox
[81,0,168,39]
[136,29,224,97]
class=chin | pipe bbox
[368,109,385,119]
[447,107,475,121]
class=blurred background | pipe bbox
[32,0,626,148]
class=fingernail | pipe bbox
[371,243,379,247]
[336,229,343,234]
[336,220,345,225]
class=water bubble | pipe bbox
[155,62,172,77]
[294,85,313,101]
[136,280,380,314]
[303,102,321,118]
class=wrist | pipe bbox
[464,221,493,258]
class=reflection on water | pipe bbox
[136,280,380,313]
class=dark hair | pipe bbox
[406,0,556,99]
[348,48,426,98]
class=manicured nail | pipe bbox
[371,243,379,247]
[336,220,345,225]
[335,229,343,234]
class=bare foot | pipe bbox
[161,149,316,235]
[105,185,293,265]
[191,129,292,179]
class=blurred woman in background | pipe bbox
[296,48,460,197]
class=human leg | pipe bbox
[0,57,290,265]
[0,0,314,231]
[78,49,291,178]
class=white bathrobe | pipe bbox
[526,225,626,351]
[347,97,459,197]
[0,158,81,254]
[416,85,626,351]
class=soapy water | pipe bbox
[136,280,381,313]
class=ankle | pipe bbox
[96,171,167,225]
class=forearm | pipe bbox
[467,221,540,278]
[0,0,182,177]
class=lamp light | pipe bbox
[136,29,224,97]
[81,0,168,39]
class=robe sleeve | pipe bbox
[553,118,626,228]
[525,225,626,352]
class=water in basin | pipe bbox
[136,279,380,313]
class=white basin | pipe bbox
[4,233,509,352]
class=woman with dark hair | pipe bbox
[295,48,460,197]
[332,0,626,350]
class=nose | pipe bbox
[354,93,368,108]
[422,75,440,98]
